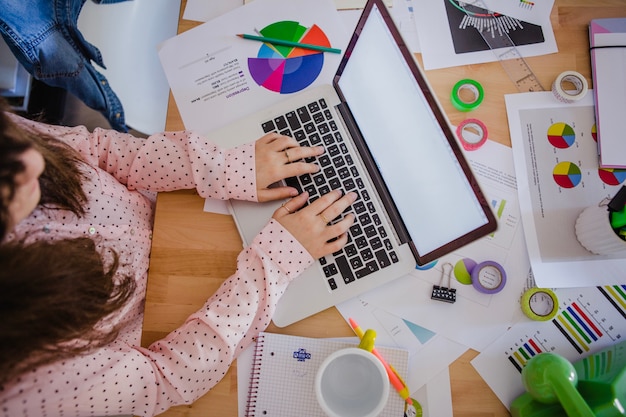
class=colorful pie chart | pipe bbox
[248,21,330,94]
[547,122,576,149]
[553,161,582,188]
[599,168,626,186]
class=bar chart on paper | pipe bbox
[472,285,626,407]
[507,330,558,372]
[247,21,333,94]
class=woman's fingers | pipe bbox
[263,132,324,165]
[283,145,324,165]
[273,190,357,259]
[311,190,357,222]
[273,192,309,219]
[255,132,325,202]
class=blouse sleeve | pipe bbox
[11,114,258,201]
[0,220,314,417]
[134,220,313,415]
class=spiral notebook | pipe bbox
[245,332,409,417]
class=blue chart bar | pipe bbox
[552,301,602,354]
[508,338,543,372]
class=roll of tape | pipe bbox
[456,118,488,151]
[451,79,484,111]
[471,261,506,294]
[521,288,559,321]
[552,71,588,103]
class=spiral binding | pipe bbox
[245,335,265,417]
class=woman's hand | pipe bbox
[255,132,324,202]
[273,189,357,259]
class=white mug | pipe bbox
[315,347,389,417]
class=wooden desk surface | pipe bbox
[142,1,626,416]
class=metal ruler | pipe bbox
[459,0,545,92]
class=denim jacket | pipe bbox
[0,0,129,131]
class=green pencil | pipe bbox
[236,33,342,54]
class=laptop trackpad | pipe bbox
[230,199,282,247]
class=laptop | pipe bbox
[204,0,497,327]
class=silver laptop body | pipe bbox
[203,0,497,326]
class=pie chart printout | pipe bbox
[599,168,626,186]
[553,161,582,189]
[547,122,576,149]
[248,21,331,94]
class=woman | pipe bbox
[0,100,355,416]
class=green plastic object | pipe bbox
[610,209,626,229]
[510,341,626,417]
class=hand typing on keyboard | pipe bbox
[255,132,324,202]
[261,99,402,291]
[273,189,357,260]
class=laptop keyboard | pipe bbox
[261,98,399,292]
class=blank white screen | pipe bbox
[337,5,489,255]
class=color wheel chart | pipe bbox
[547,122,575,149]
[248,21,331,94]
[552,161,582,189]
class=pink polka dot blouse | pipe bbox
[0,114,314,417]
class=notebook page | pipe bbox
[246,332,408,416]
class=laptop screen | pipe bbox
[334,0,496,263]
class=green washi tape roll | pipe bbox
[521,288,559,321]
[405,398,423,417]
[451,79,484,112]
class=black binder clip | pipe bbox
[431,262,456,303]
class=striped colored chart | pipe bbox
[553,161,582,188]
[598,168,626,186]
[552,302,603,354]
[599,285,626,320]
[508,338,543,372]
[247,21,330,94]
[547,122,576,149]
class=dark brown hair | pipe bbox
[0,238,135,384]
[0,101,88,239]
[0,100,135,385]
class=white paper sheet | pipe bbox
[159,0,350,133]
[592,30,626,168]
[506,91,626,288]
[183,0,242,22]
[414,0,557,70]
[182,0,421,53]
[203,198,231,215]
